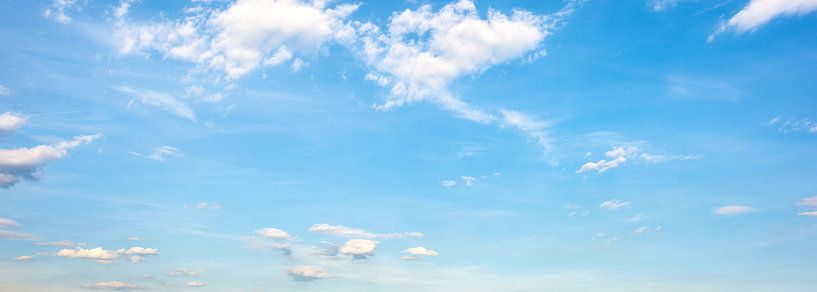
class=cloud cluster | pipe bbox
[709,0,817,41]
[309,223,422,239]
[44,0,78,24]
[0,133,101,188]
[577,146,698,174]
[57,246,158,264]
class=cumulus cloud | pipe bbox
[0,217,20,228]
[355,0,575,123]
[0,133,101,188]
[0,112,26,134]
[600,199,632,210]
[255,228,291,240]
[714,205,755,215]
[441,180,457,188]
[57,246,157,264]
[85,281,143,290]
[309,223,422,239]
[187,281,204,288]
[44,0,78,24]
[116,0,359,80]
[14,255,32,261]
[709,0,817,41]
[288,265,331,282]
[577,146,637,174]
[405,246,439,257]
[339,239,378,259]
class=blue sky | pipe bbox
[2,0,817,291]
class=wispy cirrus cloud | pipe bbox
[309,223,422,239]
[714,205,755,215]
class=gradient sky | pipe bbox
[2,0,817,291]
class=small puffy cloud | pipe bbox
[799,195,817,206]
[441,180,457,188]
[461,176,476,187]
[309,223,422,239]
[577,146,638,174]
[339,239,378,259]
[14,255,32,261]
[44,0,78,24]
[255,228,291,240]
[600,199,632,210]
[187,281,204,288]
[287,266,331,282]
[57,247,119,263]
[798,211,817,216]
[85,281,143,290]
[714,205,755,215]
[0,133,101,189]
[709,0,817,41]
[405,246,438,257]
[0,112,26,134]
[0,84,9,96]
[0,217,20,228]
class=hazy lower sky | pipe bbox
[2,0,817,291]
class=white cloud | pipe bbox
[85,281,143,290]
[499,109,553,160]
[640,153,701,163]
[44,0,78,24]
[600,199,632,210]
[119,87,196,121]
[188,202,222,211]
[772,117,817,134]
[14,255,32,261]
[798,211,817,216]
[167,268,204,277]
[405,246,438,257]
[0,230,37,240]
[187,281,205,288]
[34,240,77,247]
[441,179,457,188]
[355,0,573,123]
[57,247,119,264]
[577,146,638,174]
[0,112,26,134]
[633,226,661,235]
[113,0,134,18]
[650,0,678,12]
[255,227,291,240]
[461,176,476,187]
[309,223,422,239]
[288,266,331,282]
[714,205,755,215]
[0,84,9,96]
[799,195,817,206]
[0,217,20,228]
[116,0,359,80]
[709,0,817,41]
[0,134,101,189]
[339,239,378,259]
[147,146,179,161]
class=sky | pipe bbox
[1,0,817,291]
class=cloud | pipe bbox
[116,0,359,80]
[287,266,331,282]
[461,176,476,187]
[14,255,32,261]
[0,217,20,228]
[799,195,817,206]
[113,0,134,18]
[0,112,26,134]
[650,0,679,12]
[405,246,439,257]
[0,134,101,188]
[85,281,143,290]
[309,224,422,239]
[639,153,701,163]
[57,246,157,264]
[441,180,457,188]
[0,84,9,96]
[771,117,817,134]
[130,146,179,161]
[119,87,196,121]
[499,109,553,160]
[714,205,755,215]
[255,228,291,240]
[44,0,78,24]
[577,146,638,174]
[339,239,378,259]
[0,230,37,240]
[798,211,817,216]
[709,0,817,41]
[34,240,77,247]
[355,0,574,123]
[167,268,204,277]
[633,226,661,235]
[600,199,632,210]
[187,281,204,288]
[187,202,222,211]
